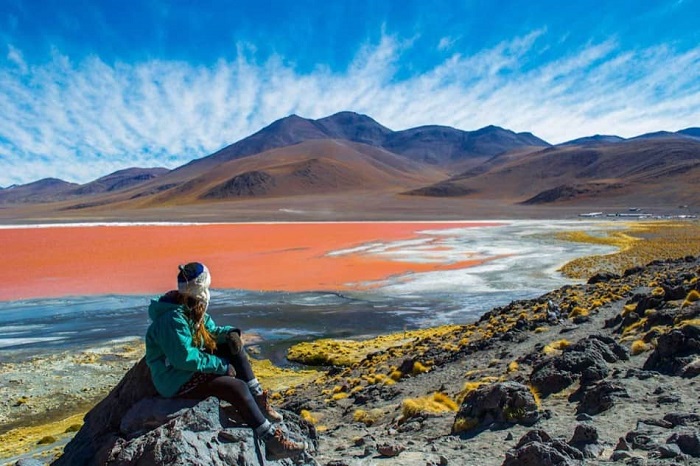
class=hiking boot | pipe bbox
[263,426,306,460]
[255,390,283,422]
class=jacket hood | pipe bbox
[148,297,183,321]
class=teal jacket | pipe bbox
[145,295,235,397]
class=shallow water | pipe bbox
[0,220,617,365]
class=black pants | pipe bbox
[181,345,266,428]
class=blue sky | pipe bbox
[1,0,698,186]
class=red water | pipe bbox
[0,222,501,301]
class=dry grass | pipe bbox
[287,325,462,367]
[558,221,700,279]
[401,392,459,420]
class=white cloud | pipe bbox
[0,32,699,186]
[6,44,27,73]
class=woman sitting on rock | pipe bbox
[145,262,305,460]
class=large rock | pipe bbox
[573,380,629,416]
[502,430,583,466]
[52,359,318,466]
[643,323,700,377]
[452,381,539,433]
[106,397,317,465]
[568,424,605,458]
[53,358,159,465]
[530,335,629,396]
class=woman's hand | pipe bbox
[226,364,236,377]
[226,330,243,355]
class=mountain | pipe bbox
[406,137,700,205]
[180,112,549,173]
[136,139,447,206]
[0,168,169,205]
[69,168,170,196]
[560,135,625,146]
[382,124,549,167]
[0,178,78,204]
[679,128,700,138]
[3,112,698,217]
[67,112,548,209]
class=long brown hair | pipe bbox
[176,292,217,352]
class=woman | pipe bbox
[145,262,305,460]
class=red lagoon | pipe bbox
[0,222,502,301]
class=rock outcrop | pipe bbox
[52,359,317,466]
[453,381,539,433]
[643,322,700,377]
[529,335,629,396]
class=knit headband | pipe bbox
[177,262,211,305]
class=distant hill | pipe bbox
[69,168,170,196]
[1,168,168,205]
[0,178,78,204]
[406,137,700,206]
[679,128,700,138]
[560,135,625,146]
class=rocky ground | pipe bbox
[278,255,700,465]
[4,255,700,465]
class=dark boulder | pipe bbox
[667,430,700,457]
[452,381,539,433]
[530,335,629,396]
[502,430,583,466]
[568,424,604,458]
[573,380,629,416]
[664,412,700,428]
[587,272,620,284]
[643,324,700,377]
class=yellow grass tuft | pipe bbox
[543,339,571,355]
[621,303,637,317]
[300,409,319,425]
[528,384,542,408]
[452,416,479,434]
[568,306,589,318]
[622,317,648,336]
[401,392,459,419]
[507,361,519,373]
[287,325,463,367]
[353,408,384,426]
[630,339,651,355]
[682,290,700,308]
[412,361,430,375]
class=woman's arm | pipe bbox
[159,314,228,374]
[203,314,240,344]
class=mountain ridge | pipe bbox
[2,112,699,215]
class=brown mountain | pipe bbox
[0,178,78,204]
[105,139,448,208]
[2,113,698,221]
[0,168,169,205]
[42,112,544,211]
[179,111,548,173]
[69,168,170,196]
[407,136,700,206]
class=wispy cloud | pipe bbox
[1,31,698,186]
